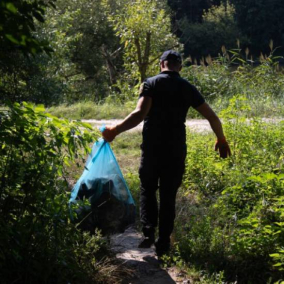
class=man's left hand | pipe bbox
[215,137,231,158]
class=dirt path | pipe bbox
[110,227,189,284]
[82,118,283,133]
[82,119,211,133]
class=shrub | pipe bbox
[175,95,284,283]
[0,103,112,283]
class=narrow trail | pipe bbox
[110,227,189,284]
[82,118,283,133]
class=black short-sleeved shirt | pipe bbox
[139,71,205,151]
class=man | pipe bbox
[102,50,231,256]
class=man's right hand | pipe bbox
[215,137,231,158]
[102,126,118,142]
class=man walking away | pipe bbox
[102,50,231,256]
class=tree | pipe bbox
[167,0,228,27]
[36,0,124,103]
[179,2,244,59]
[231,0,284,55]
[105,0,181,83]
[0,0,56,103]
[1,0,124,105]
[0,0,55,55]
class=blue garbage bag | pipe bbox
[70,138,135,234]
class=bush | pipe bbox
[175,95,284,283]
[180,2,244,59]
[0,103,113,283]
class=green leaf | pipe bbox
[35,105,45,113]
[5,34,20,44]
[273,263,283,267]
[6,3,18,14]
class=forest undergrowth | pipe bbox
[1,98,283,283]
[0,103,130,283]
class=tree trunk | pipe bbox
[135,32,151,82]
[101,45,118,85]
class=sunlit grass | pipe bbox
[47,101,135,120]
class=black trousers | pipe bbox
[139,145,186,242]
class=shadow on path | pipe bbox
[110,227,176,284]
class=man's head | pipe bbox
[160,50,182,72]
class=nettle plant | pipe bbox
[0,103,104,283]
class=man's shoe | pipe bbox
[155,239,170,257]
[138,237,155,248]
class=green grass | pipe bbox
[47,100,136,120]
[101,124,283,283]
[66,119,284,283]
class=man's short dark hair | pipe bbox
[164,59,181,70]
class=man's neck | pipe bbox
[161,68,179,73]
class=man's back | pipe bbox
[140,71,205,149]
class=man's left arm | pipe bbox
[102,96,152,142]
[194,102,231,158]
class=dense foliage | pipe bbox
[0,0,55,103]
[169,0,284,58]
[1,0,284,283]
[174,96,284,283]
[182,49,284,117]
[0,103,114,283]
[231,0,284,55]
[179,2,245,59]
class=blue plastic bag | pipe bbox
[70,138,135,234]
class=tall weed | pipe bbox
[182,50,284,118]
